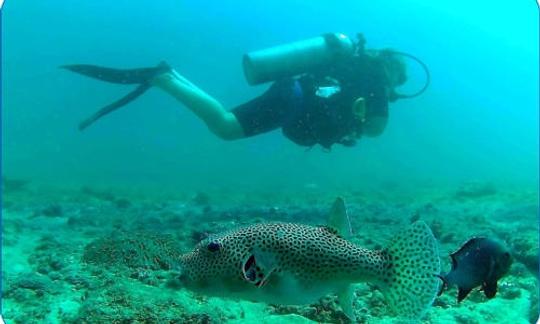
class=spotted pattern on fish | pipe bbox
[180,221,440,320]
[182,223,387,281]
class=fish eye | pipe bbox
[207,241,221,252]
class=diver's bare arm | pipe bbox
[152,70,245,140]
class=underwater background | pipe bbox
[1,0,538,323]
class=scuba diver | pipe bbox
[63,33,429,149]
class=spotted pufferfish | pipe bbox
[179,198,441,320]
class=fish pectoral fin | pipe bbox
[486,256,496,279]
[481,257,498,299]
[242,250,279,287]
[258,267,278,288]
[457,287,473,302]
[337,285,356,320]
[482,281,498,299]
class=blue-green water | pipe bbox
[3,1,538,191]
[2,1,538,323]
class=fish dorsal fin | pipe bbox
[450,237,486,271]
[451,237,485,258]
[327,197,352,239]
[242,249,278,288]
[450,253,459,270]
[450,237,485,270]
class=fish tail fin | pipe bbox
[381,221,441,320]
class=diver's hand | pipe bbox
[352,97,366,124]
[352,97,387,137]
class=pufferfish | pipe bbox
[179,198,441,320]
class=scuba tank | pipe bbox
[243,33,355,85]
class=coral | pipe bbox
[192,192,211,206]
[6,272,62,298]
[82,232,183,271]
[38,204,64,217]
[270,294,355,323]
[80,186,116,201]
[64,273,93,289]
[3,186,538,323]
[28,235,70,276]
[68,283,210,324]
[455,182,497,199]
[506,235,539,275]
[114,198,132,209]
[2,176,29,192]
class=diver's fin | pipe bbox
[62,61,171,130]
[457,287,472,302]
[61,61,170,84]
[337,284,355,320]
[327,197,352,239]
[78,83,152,131]
[380,221,441,320]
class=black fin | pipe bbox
[451,237,486,257]
[457,287,472,302]
[78,83,151,130]
[450,253,459,270]
[61,61,170,84]
[62,61,171,130]
[482,281,498,299]
[435,274,448,296]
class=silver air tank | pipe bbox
[242,33,355,85]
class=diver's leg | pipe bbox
[152,70,245,140]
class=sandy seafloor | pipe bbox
[1,180,538,323]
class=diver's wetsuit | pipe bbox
[231,54,390,149]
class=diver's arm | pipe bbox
[351,97,387,137]
[152,70,245,140]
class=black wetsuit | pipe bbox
[231,54,390,149]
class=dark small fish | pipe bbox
[438,237,512,302]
